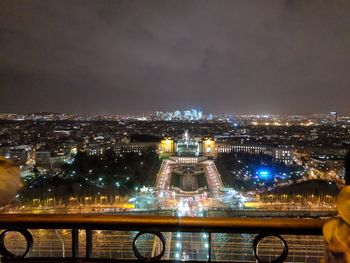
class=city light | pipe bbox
[257,168,272,179]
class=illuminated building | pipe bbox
[9,146,29,165]
[176,130,199,156]
[160,138,174,154]
[35,150,51,168]
[202,138,217,158]
[87,142,158,156]
[198,110,203,119]
[217,144,269,155]
[159,133,216,158]
[272,147,294,165]
[217,143,294,164]
[330,111,337,126]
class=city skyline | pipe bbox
[1,1,350,115]
[0,108,347,118]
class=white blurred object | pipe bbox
[0,157,22,207]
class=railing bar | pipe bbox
[71,229,79,259]
[208,232,212,262]
[0,214,326,235]
[86,229,92,258]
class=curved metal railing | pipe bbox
[0,214,327,262]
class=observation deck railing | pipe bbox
[0,214,326,262]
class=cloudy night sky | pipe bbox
[0,0,350,115]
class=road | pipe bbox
[154,159,175,190]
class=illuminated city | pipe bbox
[1,0,350,262]
[0,111,348,261]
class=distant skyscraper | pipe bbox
[174,110,181,118]
[191,109,198,120]
[330,111,337,126]
[198,110,203,119]
[184,110,191,120]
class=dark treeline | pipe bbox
[19,147,160,203]
[216,152,304,191]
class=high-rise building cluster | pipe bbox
[155,109,204,121]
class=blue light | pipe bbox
[257,168,271,179]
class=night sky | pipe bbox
[1,1,350,115]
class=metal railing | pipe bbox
[0,214,326,262]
